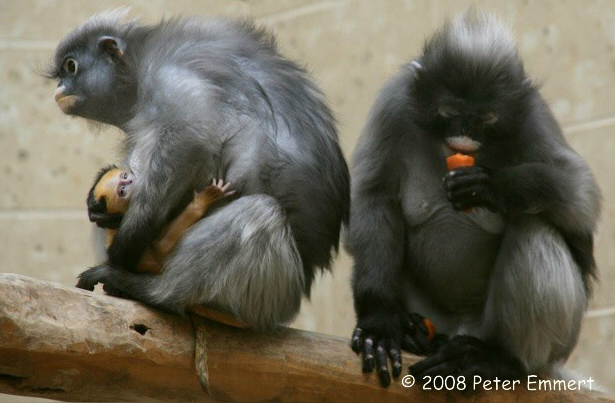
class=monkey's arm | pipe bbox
[445,157,600,234]
[347,78,438,386]
[445,147,600,283]
[349,155,436,387]
[107,142,201,272]
[151,179,235,261]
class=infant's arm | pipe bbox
[151,179,236,261]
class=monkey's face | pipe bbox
[431,102,499,155]
[47,34,135,126]
[94,168,135,215]
[412,64,529,157]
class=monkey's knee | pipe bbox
[162,194,305,329]
[486,220,587,371]
[223,196,305,328]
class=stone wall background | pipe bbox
[1,0,614,400]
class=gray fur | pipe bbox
[51,13,349,329]
[348,11,600,377]
[482,217,586,373]
[97,195,304,328]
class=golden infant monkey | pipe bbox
[87,165,246,327]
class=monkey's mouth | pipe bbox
[55,94,79,113]
[54,86,79,114]
[445,136,481,154]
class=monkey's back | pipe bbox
[129,17,350,288]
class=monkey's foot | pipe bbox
[409,335,525,388]
[189,306,249,329]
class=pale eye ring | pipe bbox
[481,112,499,125]
[63,58,78,75]
[438,105,460,118]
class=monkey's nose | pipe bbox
[54,86,66,102]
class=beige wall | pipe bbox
[1,0,615,399]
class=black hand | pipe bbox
[76,264,131,299]
[351,311,444,387]
[76,264,111,291]
[351,311,405,387]
[443,166,504,212]
[401,312,447,356]
[409,335,525,388]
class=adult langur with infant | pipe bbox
[46,10,350,330]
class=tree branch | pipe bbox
[0,273,612,402]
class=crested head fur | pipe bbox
[442,10,517,67]
[411,10,531,134]
[417,11,526,95]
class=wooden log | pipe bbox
[0,273,613,402]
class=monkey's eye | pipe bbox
[119,186,126,197]
[438,105,460,118]
[481,112,499,125]
[63,58,78,76]
[122,172,128,180]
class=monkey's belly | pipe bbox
[405,208,504,313]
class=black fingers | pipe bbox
[76,265,107,291]
[443,166,500,211]
[444,166,489,190]
[76,264,131,298]
[75,274,96,291]
[408,313,429,333]
[351,327,363,353]
[350,325,403,387]
[402,313,437,355]
[376,340,391,387]
[389,346,402,378]
[450,188,492,211]
[363,337,375,372]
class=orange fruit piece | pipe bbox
[423,318,437,340]
[446,153,475,171]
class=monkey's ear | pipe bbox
[98,36,126,60]
[411,60,423,81]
